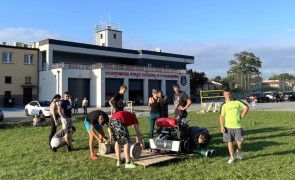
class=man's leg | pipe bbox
[149,115,156,138]
[88,132,95,155]
[237,141,243,159]
[124,142,130,163]
[49,117,57,148]
[115,142,121,161]
[228,141,234,159]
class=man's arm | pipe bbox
[219,115,225,133]
[133,124,145,150]
[90,124,103,143]
[107,126,112,143]
[109,97,116,111]
[57,106,66,119]
[178,98,192,110]
[50,102,58,126]
[241,106,249,119]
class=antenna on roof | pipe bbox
[108,12,111,26]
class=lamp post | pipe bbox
[57,70,60,94]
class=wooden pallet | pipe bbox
[99,150,193,168]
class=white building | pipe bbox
[36,23,194,107]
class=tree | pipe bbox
[188,69,209,93]
[212,76,222,82]
[269,73,295,81]
[227,51,262,91]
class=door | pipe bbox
[23,88,32,105]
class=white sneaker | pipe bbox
[237,149,242,160]
[228,157,235,164]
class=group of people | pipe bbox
[45,83,248,168]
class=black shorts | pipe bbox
[108,118,130,145]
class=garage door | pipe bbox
[68,78,90,105]
[148,80,161,98]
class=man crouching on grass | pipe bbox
[100,111,144,169]
[219,88,249,163]
[50,126,76,152]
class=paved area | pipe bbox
[1,101,295,122]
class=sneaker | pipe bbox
[228,157,235,164]
[116,160,124,167]
[67,146,72,152]
[237,149,242,160]
[52,147,57,152]
[125,161,136,169]
[91,154,98,159]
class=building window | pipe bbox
[100,34,103,39]
[165,64,170,68]
[5,76,12,84]
[25,77,31,84]
[148,63,152,68]
[2,52,13,63]
[24,54,33,64]
[4,91,11,98]
[113,34,117,39]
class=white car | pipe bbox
[25,100,51,117]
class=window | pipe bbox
[2,52,13,63]
[100,34,103,39]
[24,54,33,64]
[113,34,117,39]
[165,64,170,68]
[25,77,31,84]
[148,63,152,68]
[5,91,11,98]
[5,76,11,84]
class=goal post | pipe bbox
[199,90,224,113]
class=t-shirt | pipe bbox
[173,91,189,107]
[111,111,138,126]
[220,100,248,128]
[113,93,123,102]
[53,129,69,139]
[112,93,124,111]
[59,99,72,118]
[86,110,109,125]
[173,91,189,118]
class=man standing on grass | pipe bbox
[219,88,249,163]
[173,83,192,119]
[58,91,73,129]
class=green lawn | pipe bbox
[0,111,294,180]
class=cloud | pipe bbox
[124,36,295,79]
[0,28,60,45]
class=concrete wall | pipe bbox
[0,46,38,106]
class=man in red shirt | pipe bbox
[106,111,144,168]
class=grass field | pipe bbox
[0,111,294,180]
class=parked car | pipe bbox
[134,97,144,105]
[264,91,277,102]
[282,91,295,101]
[0,109,4,121]
[25,100,51,117]
[246,93,270,103]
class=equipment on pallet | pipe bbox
[149,117,215,157]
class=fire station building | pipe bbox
[36,23,194,107]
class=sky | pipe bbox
[1,0,295,79]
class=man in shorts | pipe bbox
[50,126,76,152]
[105,111,144,169]
[58,91,73,129]
[84,110,110,159]
[219,88,249,163]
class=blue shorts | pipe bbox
[84,119,102,132]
